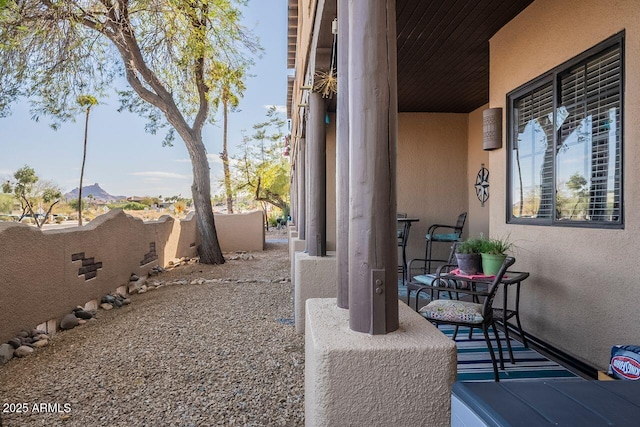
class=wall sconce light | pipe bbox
[483,108,502,151]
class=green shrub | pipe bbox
[122,202,146,210]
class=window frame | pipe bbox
[506,32,625,229]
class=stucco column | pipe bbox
[297,138,306,241]
[336,0,349,309]
[348,0,399,334]
[306,91,327,257]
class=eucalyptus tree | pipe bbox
[211,61,246,214]
[0,0,259,264]
[76,95,98,226]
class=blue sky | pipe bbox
[0,0,287,198]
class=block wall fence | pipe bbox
[0,209,264,344]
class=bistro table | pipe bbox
[423,268,530,368]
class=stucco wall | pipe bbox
[467,105,491,239]
[214,211,265,252]
[489,0,640,369]
[0,209,265,345]
[397,113,469,264]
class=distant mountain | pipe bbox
[64,183,126,202]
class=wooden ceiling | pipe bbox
[396,0,535,113]
[287,0,535,116]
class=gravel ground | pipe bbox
[0,231,304,426]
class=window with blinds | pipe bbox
[507,34,623,228]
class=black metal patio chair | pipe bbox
[418,256,516,382]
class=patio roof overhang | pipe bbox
[286,0,535,119]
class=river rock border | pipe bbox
[0,252,289,368]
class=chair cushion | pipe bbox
[426,233,459,242]
[419,300,484,324]
[413,274,436,286]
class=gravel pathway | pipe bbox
[0,237,304,426]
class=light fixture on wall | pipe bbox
[483,108,502,150]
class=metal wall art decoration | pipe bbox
[475,164,489,207]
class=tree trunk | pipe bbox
[78,106,90,227]
[222,98,234,213]
[186,132,225,264]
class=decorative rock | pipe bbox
[0,343,15,364]
[100,303,114,310]
[113,299,123,308]
[122,298,132,305]
[14,346,34,358]
[74,310,93,320]
[60,313,80,330]
[7,338,21,349]
[35,334,49,341]
[77,319,87,325]
[17,331,29,338]
[32,339,48,348]
[101,295,116,304]
[31,329,46,336]
[129,277,147,294]
[130,274,140,281]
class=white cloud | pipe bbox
[131,171,190,179]
[207,153,223,164]
[265,105,287,114]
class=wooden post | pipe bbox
[336,0,349,309]
[306,91,327,257]
[297,138,306,240]
[348,0,399,334]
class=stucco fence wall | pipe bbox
[0,209,264,345]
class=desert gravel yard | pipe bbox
[0,233,304,426]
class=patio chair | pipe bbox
[424,212,467,272]
[418,256,516,382]
[406,242,460,310]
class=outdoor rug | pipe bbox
[439,325,583,382]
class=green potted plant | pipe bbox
[455,238,484,275]
[480,234,513,275]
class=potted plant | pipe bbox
[480,235,513,275]
[455,238,484,275]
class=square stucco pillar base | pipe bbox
[294,253,337,334]
[305,298,457,427]
[289,237,306,290]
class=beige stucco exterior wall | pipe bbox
[467,105,491,239]
[489,0,640,369]
[214,211,265,252]
[397,113,469,264]
[0,209,265,345]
